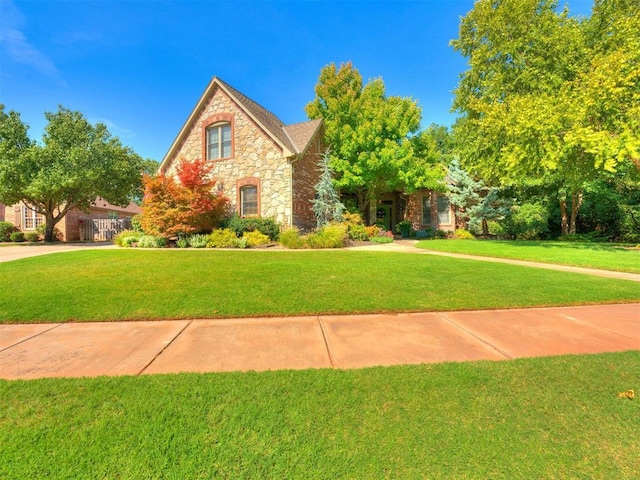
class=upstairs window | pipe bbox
[206,123,232,160]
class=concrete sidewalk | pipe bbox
[1,303,638,380]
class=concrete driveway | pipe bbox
[0,243,117,263]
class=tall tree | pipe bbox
[306,62,442,216]
[0,105,145,241]
[451,0,640,234]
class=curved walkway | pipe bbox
[348,239,640,282]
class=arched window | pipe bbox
[206,122,232,160]
[240,185,258,217]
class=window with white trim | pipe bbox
[22,205,44,230]
[240,185,258,217]
[206,123,232,160]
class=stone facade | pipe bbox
[160,78,324,230]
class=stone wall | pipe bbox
[292,132,324,231]
[164,87,293,227]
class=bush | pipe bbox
[176,236,189,248]
[347,223,369,241]
[10,231,25,242]
[224,216,280,241]
[415,228,434,239]
[306,224,348,249]
[279,228,306,249]
[394,220,413,237]
[137,235,167,248]
[365,225,381,238]
[187,234,209,248]
[25,232,40,242]
[207,229,240,248]
[131,214,144,233]
[114,230,141,247]
[243,230,271,247]
[454,229,474,239]
[506,203,549,240]
[121,236,140,247]
[0,221,17,242]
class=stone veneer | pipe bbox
[164,87,294,227]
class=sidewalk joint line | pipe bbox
[437,312,514,360]
[0,323,64,353]
[317,317,336,368]
[136,320,194,376]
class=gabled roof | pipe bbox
[160,77,322,172]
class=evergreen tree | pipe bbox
[311,151,345,228]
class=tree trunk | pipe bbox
[569,191,583,235]
[481,218,489,236]
[559,198,569,235]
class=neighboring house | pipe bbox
[0,199,140,241]
[159,77,325,231]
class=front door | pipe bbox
[375,204,393,231]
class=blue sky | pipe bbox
[1,0,594,162]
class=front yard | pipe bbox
[1,249,639,323]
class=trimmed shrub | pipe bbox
[207,229,240,248]
[243,230,271,247]
[365,225,381,238]
[347,223,369,241]
[435,229,448,239]
[10,231,25,242]
[0,221,17,242]
[176,236,189,248]
[114,230,141,247]
[122,236,139,247]
[137,235,167,248]
[454,228,474,239]
[187,234,209,248]
[306,224,348,249]
[224,216,281,241]
[414,229,434,239]
[279,228,306,249]
[25,232,40,242]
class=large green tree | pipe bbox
[451,0,640,234]
[306,62,444,216]
[0,105,145,241]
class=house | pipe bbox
[159,77,325,231]
[159,76,455,234]
[0,199,140,241]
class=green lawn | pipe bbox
[1,249,639,323]
[1,351,638,479]
[415,239,640,273]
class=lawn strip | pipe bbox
[415,239,640,273]
[1,351,638,479]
